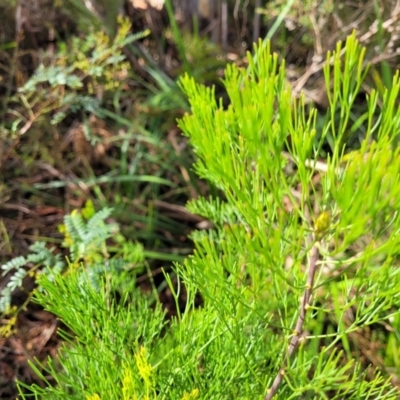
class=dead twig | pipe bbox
[292,3,400,97]
[264,236,320,400]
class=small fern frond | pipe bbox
[1,267,28,313]
[0,287,13,313]
[66,211,88,242]
[86,207,113,231]
[7,268,27,289]
[27,242,57,264]
[1,256,27,276]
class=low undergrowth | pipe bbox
[8,33,400,399]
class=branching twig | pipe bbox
[264,237,320,400]
[292,5,400,97]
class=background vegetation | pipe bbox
[1,0,400,399]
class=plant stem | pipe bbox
[264,237,320,400]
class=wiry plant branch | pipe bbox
[264,236,320,400]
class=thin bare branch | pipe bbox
[264,238,320,400]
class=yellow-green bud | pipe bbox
[314,211,331,235]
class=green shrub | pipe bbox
[17,32,400,399]
[11,17,148,130]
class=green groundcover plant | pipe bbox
[14,32,400,399]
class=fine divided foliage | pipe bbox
[15,33,400,399]
[178,32,400,398]
[13,17,149,130]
